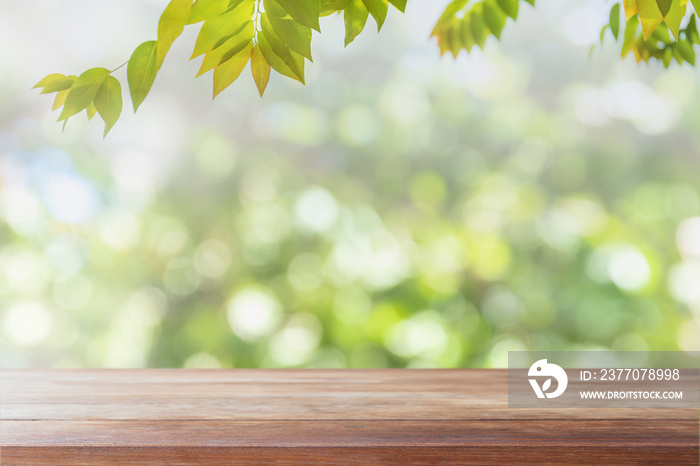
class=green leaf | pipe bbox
[219,35,254,64]
[662,47,673,67]
[672,45,684,64]
[448,19,463,58]
[260,14,306,83]
[322,0,351,14]
[623,0,638,20]
[40,75,77,94]
[52,89,69,111]
[610,3,620,40]
[657,0,673,16]
[258,30,305,83]
[470,4,489,49]
[251,44,271,96]
[213,41,253,97]
[34,73,66,90]
[192,0,255,58]
[461,15,476,52]
[663,0,686,41]
[196,22,254,76]
[275,0,321,31]
[86,102,97,120]
[622,14,640,57]
[483,0,507,40]
[677,38,695,64]
[637,0,664,39]
[211,29,244,51]
[436,0,469,25]
[651,24,672,43]
[388,0,406,12]
[187,0,229,24]
[496,0,518,20]
[435,19,453,55]
[264,0,314,60]
[127,41,159,112]
[362,0,388,31]
[157,0,193,68]
[344,0,370,46]
[94,75,123,136]
[59,67,110,121]
[686,14,700,44]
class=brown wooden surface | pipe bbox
[1,369,697,464]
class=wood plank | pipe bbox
[1,369,698,464]
[2,369,694,420]
[3,419,697,447]
[4,445,698,465]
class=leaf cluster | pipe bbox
[431,0,535,57]
[433,0,700,69]
[35,0,406,135]
[34,69,122,137]
[601,0,700,67]
[35,0,700,135]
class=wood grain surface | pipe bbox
[1,369,697,464]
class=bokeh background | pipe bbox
[2,0,700,368]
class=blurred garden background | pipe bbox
[2,0,700,369]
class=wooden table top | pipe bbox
[1,369,697,464]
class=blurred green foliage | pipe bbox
[3,1,700,369]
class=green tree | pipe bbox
[34,0,700,135]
